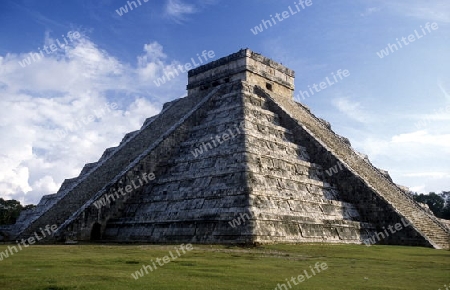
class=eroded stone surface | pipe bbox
[11,49,449,248]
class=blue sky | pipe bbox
[0,0,449,205]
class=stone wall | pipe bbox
[188,49,294,98]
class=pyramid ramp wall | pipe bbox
[15,90,218,240]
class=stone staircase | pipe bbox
[51,86,230,238]
[101,83,253,243]
[14,87,224,240]
[242,85,373,243]
[258,86,450,249]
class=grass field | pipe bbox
[0,243,448,290]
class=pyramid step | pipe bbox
[119,130,139,145]
[79,162,98,176]
[57,178,78,193]
[99,147,117,162]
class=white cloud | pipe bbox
[356,130,450,193]
[141,42,166,61]
[391,130,450,148]
[137,42,181,82]
[409,185,426,193]
[31,175,60,195]
[332,97,370,123]
[359,130,450,159]
[403,172,450,179]
[165,0,197,23]
[0,35,186,205]
[417,109,450,122]
[401,172,450,194]
[381,0,450,23]
[410,81,450,129]
[360,7,381,17]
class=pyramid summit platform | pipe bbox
[9,49,450,248]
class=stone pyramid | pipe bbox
[12,49,450,248]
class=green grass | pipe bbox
[0,243,448,289]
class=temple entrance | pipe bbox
[90,222,102,241]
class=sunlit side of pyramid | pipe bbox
[11,49,450,248]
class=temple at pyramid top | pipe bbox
[187,49,294,97]
[4,49,449,249]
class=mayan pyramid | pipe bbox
[11,49,450,249]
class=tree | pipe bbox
[0,198,36,225]
[413,192,448,219]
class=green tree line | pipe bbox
[412,191,450,219]
[0,198,35,225]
